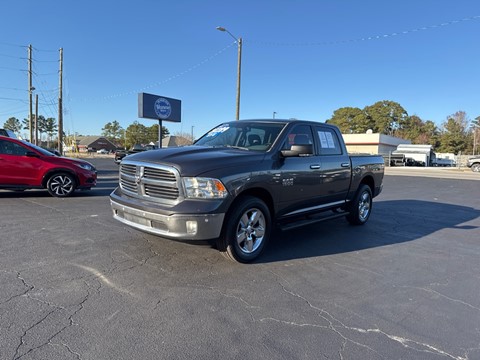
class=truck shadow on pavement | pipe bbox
[259,199,480,263]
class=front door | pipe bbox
[276,125,324,214]
[0,139,43,185]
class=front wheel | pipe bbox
[218,196,271,263]
[47,173,76,197]
[346,184,373,225]
[471,163,480,172]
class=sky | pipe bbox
[1,0,479,140]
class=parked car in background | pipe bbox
[42,147,61,156]
[97,148,109,154]
[467,156,480,172]
[114,144,157,164]
[0,129,17,138]
[0,135,97,197]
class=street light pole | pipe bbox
[472,118,480,155]
[474,125,479,155]
[216,26,242,120]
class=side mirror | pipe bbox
[25,151,39,158]
[281,144,313,157]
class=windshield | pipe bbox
[23,141,58,156]
[195,122,286,151]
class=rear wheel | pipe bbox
[346,184,372,225]
[471,163,480,172]
[217,196,271,263]
[47,173,76,197]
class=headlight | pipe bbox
[183,177,228,199]
[75,163,95,171]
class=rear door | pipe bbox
[313,125,351,203]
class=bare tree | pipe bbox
[173,131,194,146]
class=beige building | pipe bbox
[341,132,410,155]
[154,135,192,148]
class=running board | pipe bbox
[278,211,349,232]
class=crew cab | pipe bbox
[110,119,384,262]
[0,136,97,197]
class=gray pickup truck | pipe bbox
[467,156,480,172]
[110,119,384,262]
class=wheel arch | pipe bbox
[218,189,274,262]
[42,168,79,188]
[219,186,274,243]
[359,175,375,194]
[228,187,275,220]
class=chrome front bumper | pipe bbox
[110,199,225,240]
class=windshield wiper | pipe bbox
[223,145,249,150]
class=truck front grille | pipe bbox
[119,161,181,204]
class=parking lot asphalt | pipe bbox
[1,159,479,360]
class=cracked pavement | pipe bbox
[1,159,479,359]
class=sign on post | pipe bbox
[138,93,181,122]
[138,93,181,148]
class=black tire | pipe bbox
[46,173,76,197]
[346,184,372,225]
[217,196,271,263]
[471,163,480,172]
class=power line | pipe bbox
[0,87,28,92]
[0,110,28,118]
[32,46,58,52]
[0,53,24,59]
[74,41,236,102]
[0,66,24,71]
[0,41,26,48]
[0,96,28,102]
[249,15,480,46]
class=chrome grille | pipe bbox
[144,184,179,199]
[119,161,181,204]
[121,164,136,176]
[121,177,138,193]
[144,167,176,181]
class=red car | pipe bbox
[0,136,97,197]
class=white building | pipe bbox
[341,131,410,155]
[393,144,434,166]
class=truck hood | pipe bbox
[122,145,267,176]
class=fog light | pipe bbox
[186,221,197,234]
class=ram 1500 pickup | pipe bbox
[110,119,384,262]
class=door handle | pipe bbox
[341,162,351,168]
[310,164,321,169]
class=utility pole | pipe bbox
[474,117,480,156]
[58,48,63,154]
[474,126,478,155]
[235,37,242,121]
[35,94,38,145]
[28,44,33,143]
[158,120,163,149]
